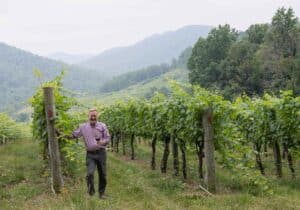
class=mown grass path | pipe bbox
[0,139,299,210]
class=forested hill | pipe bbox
[79,25,212,77]
[0,43,104,112]
[98,47,192,93]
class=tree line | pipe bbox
[188,7,300,99]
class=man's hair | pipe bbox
[89,108,97,113]
[88,108,98,118]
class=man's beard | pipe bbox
[90,120,96,126]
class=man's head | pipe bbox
[88,108,98,126]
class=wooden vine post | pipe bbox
[43,87,64,193]
[202,105,216,193]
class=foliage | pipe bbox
[30,71,84,175]
[188,7,300,98]
[0,112,25,144]
[100,81,300,195]
[188,24,238,88]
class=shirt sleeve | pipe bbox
[72,126,83,138]
[102,123,111,144]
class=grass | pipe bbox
[0,138,299,210]
[0,138,46,209]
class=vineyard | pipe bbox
[28,73,300,197]
[0,73,299,209]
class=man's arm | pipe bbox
[98,124,110,146]
[55,126,82,139]
[71,126,83,139]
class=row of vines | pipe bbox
[0,113,27,144]
[100,82,300,194]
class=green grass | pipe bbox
[0,138,46,209]
[0,138,299,210]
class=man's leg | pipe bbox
[86,152,97,196]
[97,149,107,195]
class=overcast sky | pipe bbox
[0,0,299,56]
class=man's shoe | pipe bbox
[87,175,95,196]
[88,189,95,196]
[88,183,95,196]
[99,192,107,199]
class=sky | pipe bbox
[0,0,299,56]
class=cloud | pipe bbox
[62,0,129,6]
[1,0,299,55]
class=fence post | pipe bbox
[202,106,216,193]
[43,87,63,193]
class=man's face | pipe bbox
[89,111,97,126]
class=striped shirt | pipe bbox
[72,121,110,151]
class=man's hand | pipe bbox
[55,128,62,136]
[97,140,107,146]
[55,128,76,140]
[66,134,76,139]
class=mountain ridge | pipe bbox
[79,25,213,77]
[0,42,104,112]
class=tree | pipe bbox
[246,24,269,45]
[267,7,298,57]
[260,7,300,94]
[188,24,238,88]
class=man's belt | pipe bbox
[87,148,105,154]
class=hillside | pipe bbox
[0,43,105,112]
[80,25,212,77]
[98,47,192,93]
[80,68,189,106]
[108,68,189,99]
[99,64,171,93]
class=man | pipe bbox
[70,109,110,199]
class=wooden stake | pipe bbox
[202,106,216,193]
[43,87,63,193]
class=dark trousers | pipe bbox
[86,148,107,194]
